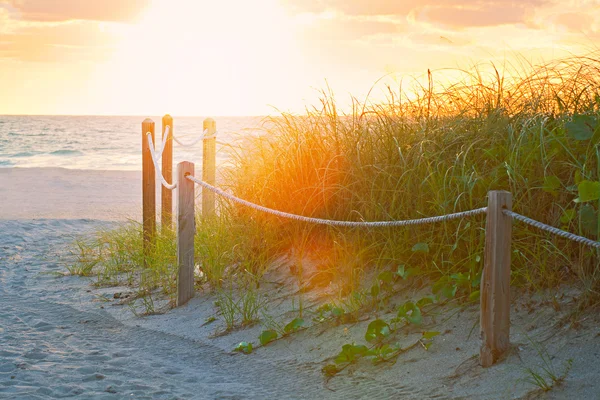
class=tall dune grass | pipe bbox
[223,54,600,300]
[72,53,600,310]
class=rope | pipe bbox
[186,175,487,227]
[146,133,177,190]
[504,210,600,249]
[171,128,214,147]
[154,125,170,159]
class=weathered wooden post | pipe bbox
[480,190,512,367]
[142,118,156,265]
[177,161,195,306]
[161,114,174,230]
[202,118,217,218]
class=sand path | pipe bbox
[0,219,429,399]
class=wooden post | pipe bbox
[177,161,196,306]
[480,190,512,367]
[161,114,174,231]
[142,118,156,265]
[202,118,217,218]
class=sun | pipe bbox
[92,0,305,116]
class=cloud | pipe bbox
[0,20,116,62]
[552,12,596,33]
[297,16,404,41]
[285,0,551,27]
[286,0,548,15]
[417,5,529,28]
[285,0,413,16]
[1,0,150,22]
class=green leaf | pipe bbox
[441,284,458,299]
[397,302,423,325]
[234,341,253,354]
[416,296,434,308]
[365,319,391,343]
[411,242,430,253]
[565,115,597,141]
[575,170,583,185]
[450,272,469,287]
[284,318,305,334]
[335,343,368,364]
[331,307,345,318]
[432,277,449,294]
[316,303,332,313]
[406,305,422,325]
[471,271,482,287]
[469,290,480,302]
[259,329,278,346]
[396,264,407,279]
[378,270,394,283]
[542,175,561,196]
[575,180,600,203]
[579,204,598,235]
[370,283,380,298]
[322,364,339,377]
[560,208,576,224]
[396,265,420,280]
[422,331,440,340]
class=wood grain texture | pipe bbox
[480,190,512,367]
[161,114,174,231]
[202,118,217,218]
[177,161,195,307]
[142,118,156,264]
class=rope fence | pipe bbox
[140,115,600,369]
[504,210,600,249]
[141,116,217,234]
[172,128,214,147]
[186,175,488,227]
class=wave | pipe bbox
[49,150,85,156]
[10,151,38,158]
[0,160,14,166]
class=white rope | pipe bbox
[186,175,487,227]
[154,125,170,159]
[504,210,600,249]
[146,133,177,190]
[172,128,214,147]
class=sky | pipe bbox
[0,0,598,116]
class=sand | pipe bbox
[0,168,142,220]
[1,167,599,399]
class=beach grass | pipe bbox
[70,53,600,314]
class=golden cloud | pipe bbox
[1,0,150,22]
[0,20,116,62]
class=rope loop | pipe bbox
[172,128,213,147]
[146,132,177,190]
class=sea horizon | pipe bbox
[0,115,263,171]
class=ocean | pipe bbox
[0,115,264,171]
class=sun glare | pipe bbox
[92,0,304,116]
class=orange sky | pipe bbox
[0,0,598,116]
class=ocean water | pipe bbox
[0,115,264,171]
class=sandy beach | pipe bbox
[1,167,600,399]
[3,0,600,397]
[0,168,142,221]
